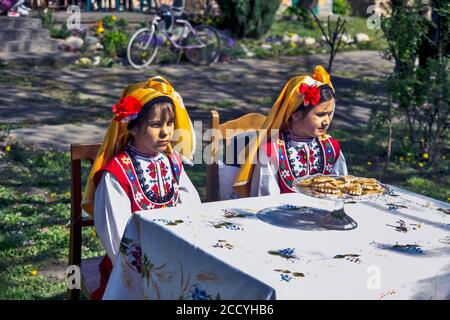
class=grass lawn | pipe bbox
[0,145,103,299]
[332,128,449,202]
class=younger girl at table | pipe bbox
[81,76,200,299]
[233,65,348,197]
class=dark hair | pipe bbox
[294,84,335,118]
[127,96,175,131]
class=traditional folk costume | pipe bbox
[232,65,348,198]
[81,76,200,299]
[249,128,348,196]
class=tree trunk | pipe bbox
[383,100,393,179]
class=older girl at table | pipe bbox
[233,65,348,197]
[82,76,200,299]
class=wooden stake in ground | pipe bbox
[384,98,394,179]
[311,11,347,73]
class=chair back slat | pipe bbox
[71,143,102,162]
[206,111,266,202]
[68,143,101,300]
[218,113,266,138]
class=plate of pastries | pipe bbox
[294,175,389,200]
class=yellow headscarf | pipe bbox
[81,76,196,216]
[232,65,334,197]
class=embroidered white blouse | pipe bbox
[250,136,348,197]
[94,151,201,264]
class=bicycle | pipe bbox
[127,2,221,69]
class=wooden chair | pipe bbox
[68,143,102,300]
[206,110,266,202]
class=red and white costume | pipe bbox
[92,143,200,298]
[250,131,348,196]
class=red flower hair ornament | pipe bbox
[112,96,143,122]
[299,83,321,107]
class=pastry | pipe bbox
[296,175,385,197]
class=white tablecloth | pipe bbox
[104,186,450,300]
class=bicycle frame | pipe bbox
[144,15,210,51]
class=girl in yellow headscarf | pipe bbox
[233,65,348,197]
[85,76,200,299]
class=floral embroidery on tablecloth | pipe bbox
[268,247,297,260]
[177,266,222,300]
[273,269,305,283]
[211,220,244,230]
[371,242,425,255]
[222,208,256,218]
[392,244,424,255]
[385,219,422,233]
[120,236,177,299]
[333,254,362,264]
[152,218,184,226]
[212,239,234,249]
[120,235,225,299]
[379,290,397,300]
[185,284,220,300]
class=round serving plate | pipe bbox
[293,175,390,202]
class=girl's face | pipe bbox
[130,111,175,155]
[289,98,335,137]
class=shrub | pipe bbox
[216,0,279,39]
[49,24,71,39]
[102,31,128,58]
[333,0,351,16]
[39,9,53,28]
[95,16,130,59]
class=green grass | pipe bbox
[0,144,103,299]
[0,73,43,88]
[269,19,322,39]
[251,96,274,107]
[216,99,235,109]
[401,176,449,202]
[0,69,97,109]
[42,88,98,107]
[343,17,385,42]
[185,163,207,201]
[214,74,232,82]
[332,127,449,202]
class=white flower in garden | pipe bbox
[88,42,104,51]
[93,56,101,66]
[290,34,301,43]
[355,33,370,43]
[283,34,291,43]
[340,33,353,44]
[304,37,316,46]
[240,44,255,58]
[76,57,92,66]
[65,36,84,50]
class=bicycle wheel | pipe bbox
[127,26,160,69]
[184,25,221,66]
